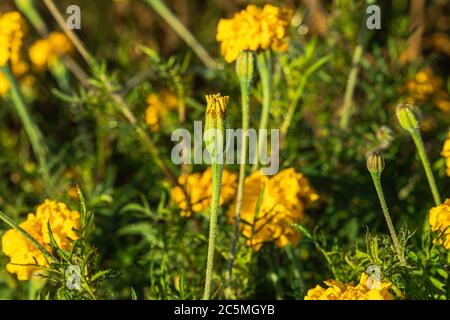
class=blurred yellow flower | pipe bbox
[171,168,237,217]
[227,168,318,250]
[0,11,24,67]
[429,199,450,249]
[442,133,450,177]
[0,71,10,96]
[29,32,73,69]
[1,199,81,280]
[404,68,450,113]
[304,273,393,300]
[145,90,178,132]
[216,4,292,62]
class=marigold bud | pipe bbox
[396,103,420,132]
[367,152,385,177]
[204,93,229,161]
[235,50,255,86]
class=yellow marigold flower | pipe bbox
[429,199,450,249]
[28,32,73,69]
[0,11,25,67]
[145,90,178,132]
[216,4,293,63]
[442,133,450,177]
[1,199,80,280]
[171,168,237,217]
[0,71,10,96]
[227,168,318,250]
[304,273,393,300]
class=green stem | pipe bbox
[280,91,302,146]
[339,44,363,130]
[339,7,371,130]
[143,0,217,70]
[0,212,55,262]
[370,173,406,266]
[253,51,272,171]
[15,0,49,35]
[203,161,223,299]
[410,130,442,206]
[226,77,250,296]
[2,66,49,173]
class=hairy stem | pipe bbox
[410,130,442,206]
[339,8,371,130]
[203,162,223,299]
[226,78,250,296]
[370,174,406,266]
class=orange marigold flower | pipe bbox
[1,200,81,280]
[227,168,318,250]
[304,273,393,300]
[429,199,450,249]
[216,4,292,63]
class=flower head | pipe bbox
[1,200,81,280]
[429,199,450,249]
[227,168,318,250]
[396,103,420,132]
[304,273,393,300]
[216,4,293,62]
[29,32,73,69]
[367,152,385,178]
[205,93,228,119]
[0,11,25,67]
[171,168,237,217]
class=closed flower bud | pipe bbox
[235,50,255,86]
[367,152,385,177]
[204,93,229,161]
[396,103,420,132]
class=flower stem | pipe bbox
[410,129,442,206]
[339,11,371,130]
[226,74,250,296]
[252,51,272,171]
[203,162,222,300]
[369,173,406,266]
[203,94,227,299]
